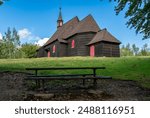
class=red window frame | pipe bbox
[53,45,56,53]
[71,40,75,48]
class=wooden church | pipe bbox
[37,9,121,57]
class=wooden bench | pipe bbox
[25,67,112,90]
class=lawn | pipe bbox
[0,56,150,88]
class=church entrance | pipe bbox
[90,45,95,57]
[47,51,51,57]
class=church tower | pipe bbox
[57,7,63,28]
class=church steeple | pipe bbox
[57,7,63,28]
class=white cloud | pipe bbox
[0,33,2,40]
[35,38,49,46]
[18,28,31,39]
[18,28,49,46]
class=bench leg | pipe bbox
[42,80,45,91]
[83,79,85,86]
[93,78,97,87]
[35,80,38,87]
[35,80,40,88]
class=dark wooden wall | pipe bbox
[44,40,60,57]
[94,43,103,57]
[44,40,68,57]
[37,47,47,57]
[94,41,120,57]
[59,43,67,57]
[67,35,78,56]
[37,33,120,58]
[67,32,96,56]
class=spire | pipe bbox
[57,7,63,28]
[58,7,62,21]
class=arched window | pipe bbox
[53,45,56,53]
[71,40,75,48]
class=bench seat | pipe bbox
[26,74,94,78]
[25,76,112,80]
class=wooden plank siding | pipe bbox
[37,33,120,57]
[44,40,67,57]
[67,32,96,56]
[94,43,103,57]
[44,40,60,57]
[67,35,78,56]
[36,47,47,57]
[94,42,120,57]
[59,43,67,57]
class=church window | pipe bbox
[53,45,56,53]
[71,40,75,48]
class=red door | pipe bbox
[90,45,95,57]
[47,51,50,57]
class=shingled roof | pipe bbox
[87,29,121,45]
[67,14,100,38]
[44,14,100,46]
[44,16,79,46]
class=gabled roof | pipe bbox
[87,29,121,45]
[44,16,79,46]
[44,14,100,46]
[67,14,100,37]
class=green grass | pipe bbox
[0,56,150,88]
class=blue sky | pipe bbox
[0,0,149,48]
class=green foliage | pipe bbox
[121,43,150,56]
[21,43,39,58]
[0,0,8,5]
[116,0,150,39]
[108,0,150,39]
[0,28,39,59]
[132,44,139,56]
[140,43,150,56]
[0,27,20,59]
[0,0,3,5]
[121,43,133,56]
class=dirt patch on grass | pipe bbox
[0,72,150,101]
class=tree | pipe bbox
[132,44,139,56]
[0,39,7,58]
[107,0,150,39]
[120,43,150,56]
[0,28,40,59]
[120,43,133,56]
[21,43,39,58]
[0,0,3,5]
[0,0,8,5]
[0,27,20,58]
[140,43,150,56]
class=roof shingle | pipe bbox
[67,14,100,38]
[87,29,121,45]
[44,16,79,46]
